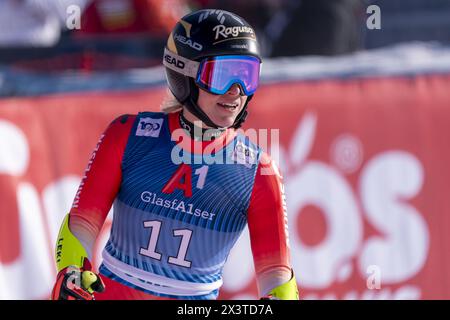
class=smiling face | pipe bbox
[183,84,248,128]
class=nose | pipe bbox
[226,83,241,96]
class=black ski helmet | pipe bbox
[163,9,261,129]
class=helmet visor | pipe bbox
[196,55,261,96]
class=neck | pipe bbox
[179,112,226,141]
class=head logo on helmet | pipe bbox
[164,53,185,69]
[174,34,203,51]
[163,9,262,129]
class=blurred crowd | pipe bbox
[0,0,448,71]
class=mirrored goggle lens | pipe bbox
[196,55,260,95]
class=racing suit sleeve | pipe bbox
[247,152,295,298]
[68,114,135,259]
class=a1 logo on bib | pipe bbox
[136,117,164,137]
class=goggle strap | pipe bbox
[163,48,199,78]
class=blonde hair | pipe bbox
[160,89,183,113]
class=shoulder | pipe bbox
[108,112,168,129]
[110,114,137,126]
[249,151,285,209]
[135,111,168,120]
[109,112,167,127]
[257,151,283,179]
[104,114,137,140]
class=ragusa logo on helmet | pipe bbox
[212,25,255,40]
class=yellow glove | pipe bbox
[262,270,299,300]
[51,214,105,300]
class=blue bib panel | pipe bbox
[101,112,262,299]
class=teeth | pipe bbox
[219,102,237,108]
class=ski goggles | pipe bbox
[163,48,261,96]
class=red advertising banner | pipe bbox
[0,73,449,299]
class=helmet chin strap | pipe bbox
[183,80,252,129]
